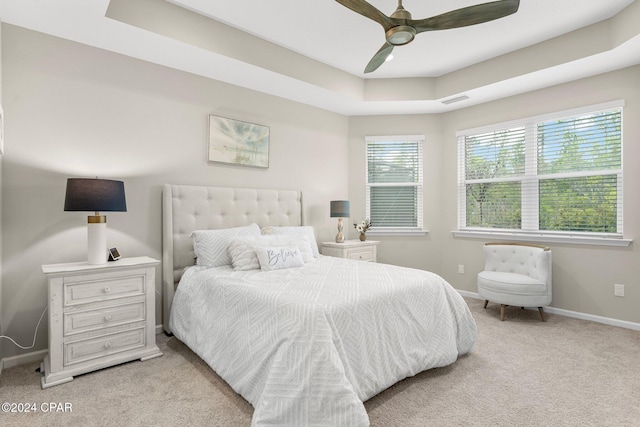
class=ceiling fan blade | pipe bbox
[411,0,520,34]
[335,0,395,31]
[364,43,394,74]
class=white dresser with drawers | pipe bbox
[40,256,162,388]
[320,240,379,262]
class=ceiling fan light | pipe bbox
[386,26,416,46]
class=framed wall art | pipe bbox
[208,115,269,168]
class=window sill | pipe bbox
[452,230,632,247]
[367,229,429,237]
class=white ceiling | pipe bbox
[0,0,639,115]
[170,0,634,78]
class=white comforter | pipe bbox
[170,256,477,426]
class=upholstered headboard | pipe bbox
[162,184,303,333]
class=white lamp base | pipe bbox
[335,218,345,243]
[87,217,107,265]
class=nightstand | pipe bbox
[320,240,379,262]
[40,256,162,389]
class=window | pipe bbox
[457,101,624,242]
[366,135,423,233]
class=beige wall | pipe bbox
[347,114,444,272]
[2,23,639,362]
[349,66,640,324]
[0,25,349,359]
[439,67,640,324]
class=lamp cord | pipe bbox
[0,306,48,350]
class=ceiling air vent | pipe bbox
[441,95,470,105]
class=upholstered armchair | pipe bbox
[477,242,552,321]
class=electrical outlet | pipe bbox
[614,283,624,297]
[458,264,465,274]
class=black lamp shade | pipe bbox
[64,178,127,212]
[330,200,350,218]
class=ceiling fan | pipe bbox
[335,0,521,73]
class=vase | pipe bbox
[359,232,366,241]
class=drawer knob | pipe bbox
[104,315,112,321]
[103,287,111,293]
[104,342,112,349]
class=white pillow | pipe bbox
[256,246,304,271]
[261,226,319,258]
[227,237,261,271]
[191,223,261,267]
[228,235,314,271]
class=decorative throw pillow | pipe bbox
[227,237,262,271]
[191,223,261,267]
[228,235,314,271]
[261,226,320,258]
[255,246,305,271]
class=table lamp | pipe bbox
[64,178,127,265]
[330,200,350,243]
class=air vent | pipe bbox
[441,95,470,105]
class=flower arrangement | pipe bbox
[353,219,371,234]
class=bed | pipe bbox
[162,184,477,427]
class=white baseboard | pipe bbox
[457,290,483,299]
[458,290,640,331]
[156,324,164,334]
[0,349,48,371]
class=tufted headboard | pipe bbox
[162,184,303,333]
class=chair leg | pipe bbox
[538,307,546,322]
[484,300,489,309]
[500,304,506,321]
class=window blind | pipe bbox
[457,101,623,237]
[366,136,424,229]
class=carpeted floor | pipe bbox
[1,297,639,426]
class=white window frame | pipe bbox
[365,135,426,236]
[454,100,631,247]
